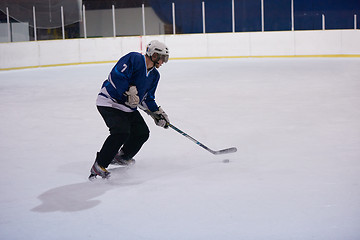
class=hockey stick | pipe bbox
[168,123,237,155]
[141,107,237,155]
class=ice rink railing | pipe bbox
[0,1,359,42]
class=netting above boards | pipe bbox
[0,0,82,29]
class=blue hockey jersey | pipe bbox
[96,52,160,112]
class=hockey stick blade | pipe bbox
[212,147,237,155]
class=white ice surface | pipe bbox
[1,58,360,239]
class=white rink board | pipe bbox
[1,30,360,70]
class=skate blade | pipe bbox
[110,159,136,166]
[88,173,110,181]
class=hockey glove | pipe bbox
[152,107,170,128]
[124,86,140,108]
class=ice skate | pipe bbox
[89,161,110,180]
[110,150,136,166]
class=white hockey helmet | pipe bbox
[146,40,169,63]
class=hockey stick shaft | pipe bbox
[168,123,237,155]
[168,123,216,154]
[141,107,237,155]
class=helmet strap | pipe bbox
[150,53,160,65]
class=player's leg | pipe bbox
[92,107,131,173]
[118,110,149,161]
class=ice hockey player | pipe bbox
[89,40,170,180]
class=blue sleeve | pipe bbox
[107,53,142,102]
[144,72,160,112]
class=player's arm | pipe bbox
[141,79,170,128]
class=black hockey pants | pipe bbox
[96,106,150,168]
